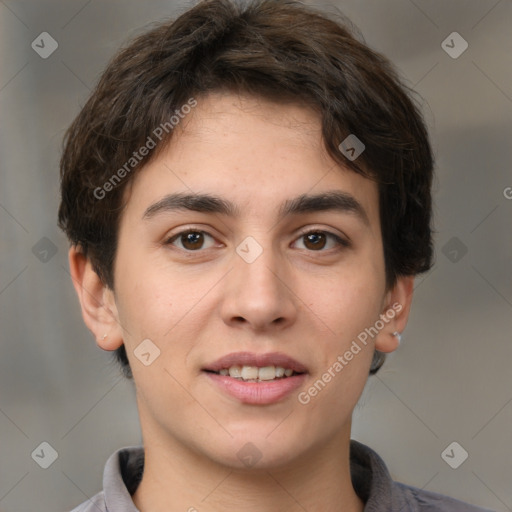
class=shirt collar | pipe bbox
[102,440,409,511]
[350,439,411,511]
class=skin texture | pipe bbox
[69,91,414,512]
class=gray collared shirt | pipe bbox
[70,440,494,512]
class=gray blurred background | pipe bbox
[1,0,511,510]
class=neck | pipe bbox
[132,422,365,512]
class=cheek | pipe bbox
[305,263,385,338]
[312,291,382,386]
[114,250,181,331]
[298,253,386,393]
[113,260,220,374]
[302,280,379,416]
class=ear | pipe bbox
[374,275,414,354]
[68,245,124,351]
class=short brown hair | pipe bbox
[58,0,434,377]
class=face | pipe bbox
[86,91,409,469]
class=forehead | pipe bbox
[121,91,380,229]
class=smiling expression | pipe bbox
[97,90,406,469]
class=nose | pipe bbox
[220,242,298,332]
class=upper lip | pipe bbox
[202,351,308,373]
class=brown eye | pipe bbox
[303,232,327,250]
[293,230,350,252]
[167,230,215,251]
[181,231,204,250]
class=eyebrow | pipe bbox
[142,190,370,226]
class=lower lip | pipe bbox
[203,372,308,405]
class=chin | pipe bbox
[198,428,311,471]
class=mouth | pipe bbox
[202,351,308,379]
[201,351,308,404]
[203,365,304,382]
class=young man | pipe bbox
[58,0,493,510]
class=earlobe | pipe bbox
[68,245,124,351]
[97,332,123,351]
[374,275,414,354]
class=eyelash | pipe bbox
[164,227,350,253]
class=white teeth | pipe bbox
[241,366,259,380]
[258,366,277,381]
[228,365,242,378]
[219,365,296,381]
[275,366,285,378]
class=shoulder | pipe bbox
[68,446,144,512]
[69,490,106,512]
[349,440,494,512]
[394,482,495,512]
